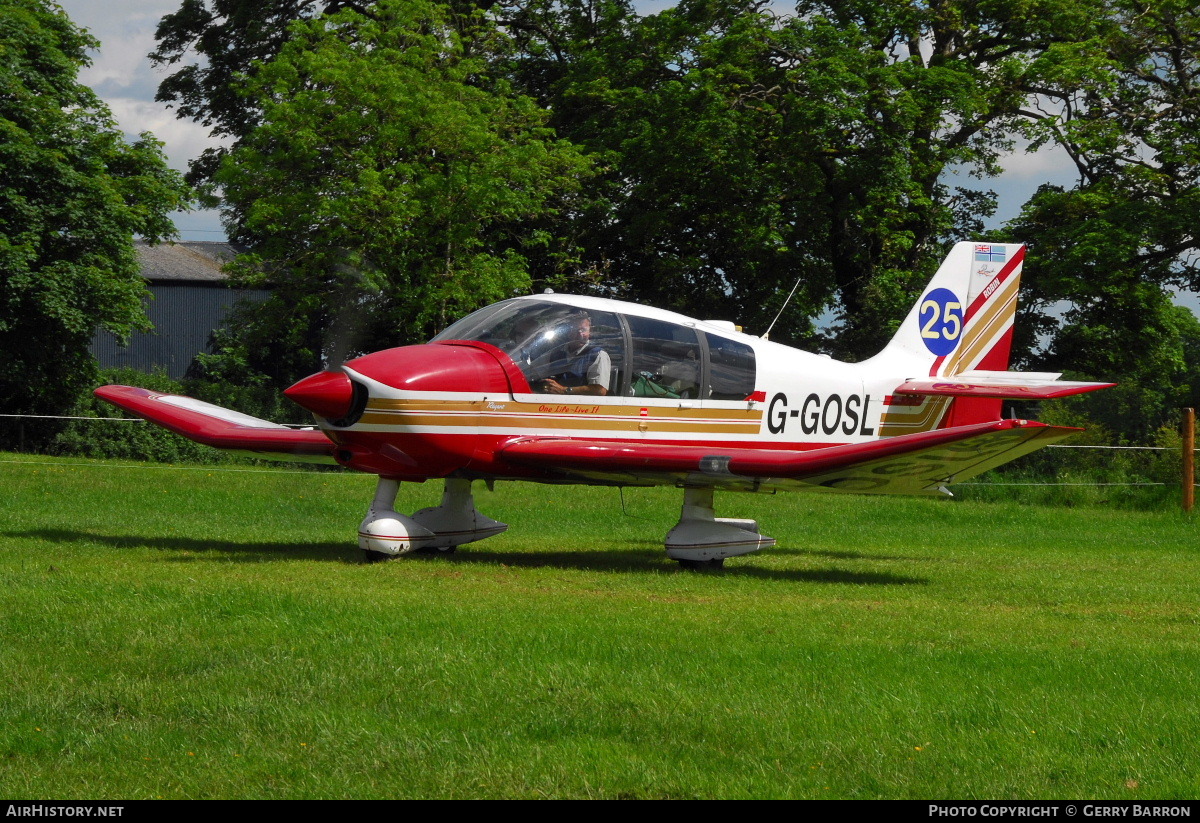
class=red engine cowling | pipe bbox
[286,341,523,478]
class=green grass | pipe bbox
[1,454,1198,799]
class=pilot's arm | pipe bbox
[542,378,609,396]
[543,349,611,396]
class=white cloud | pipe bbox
[76,23,158,93]
[56,1,224,238]
[61,1,178,89]
[62,1,181,106]
[103,96,227,173]
[1000,141,1079,184]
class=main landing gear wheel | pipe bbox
[664,488,775,570]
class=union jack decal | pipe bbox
[974,244,1007,263]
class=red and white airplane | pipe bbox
[97,242,1111,567]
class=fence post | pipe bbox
[1184,407,1195,513]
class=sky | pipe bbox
[58,0,1081,243]
[58,0,226,240]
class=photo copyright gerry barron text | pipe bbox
[929,806,1193,818]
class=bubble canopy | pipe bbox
[432,298,756,400]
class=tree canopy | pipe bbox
[498,0,1121,355]
[1003,0,1200,436]
[0,0,190,444]
[194,0,591,385]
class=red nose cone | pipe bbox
[285,370,355,419]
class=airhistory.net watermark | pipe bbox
[6,807,123,818]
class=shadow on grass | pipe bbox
[8,529,929,585]
[772,547,928,562]
[5,529,353,563]
[419,545,929,585]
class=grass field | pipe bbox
[1,454,1198,799]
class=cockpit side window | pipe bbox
[522,309,623,396]
[704,332,756,400]
[627,316,702,399]
[434,301,756,401]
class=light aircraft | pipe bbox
[97,242,1112,568]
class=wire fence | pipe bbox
[0,456,330,475]
[1,412,1196,495]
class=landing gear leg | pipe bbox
[410,478,508,552]
[664,488,774,569]
[359,477,508,560]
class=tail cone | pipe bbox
[285,370,355,420]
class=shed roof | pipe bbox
[135,240,244,283]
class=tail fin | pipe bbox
[877,242,1025,427]
[867,242,1111,430]
[881,241,1025,377]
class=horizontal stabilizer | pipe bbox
[500,419,1080,494]
[94,385,336,463]
[895,370,1114,400]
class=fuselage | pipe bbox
[287,294,944,482]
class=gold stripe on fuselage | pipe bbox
[877,396,952,436]
[358,412,762,434]
[365,398,763,420]
[355,398,764,436]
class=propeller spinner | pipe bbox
[285,370,357,420]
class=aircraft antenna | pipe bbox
[618,487,648,520]
[762,274,804,341]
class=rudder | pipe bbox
[881,242,1025,376]
[871,242,1027,427]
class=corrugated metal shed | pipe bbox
[90,241,269,380]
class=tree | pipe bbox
[197,0,591,386]
[0,0,191,447]
[150,0,495,192]
[498,0,834,343]
[1003,0,1200,439]
[496,0,1114,356]
[150,0,368,192]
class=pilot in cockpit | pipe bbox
[533,311,611,396]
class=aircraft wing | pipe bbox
[894,370,1115,400]
[499,419,1078,495]
[94,385,337,463]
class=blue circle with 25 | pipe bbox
[918,288,964,356]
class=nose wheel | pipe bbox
[359,477,507,559]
